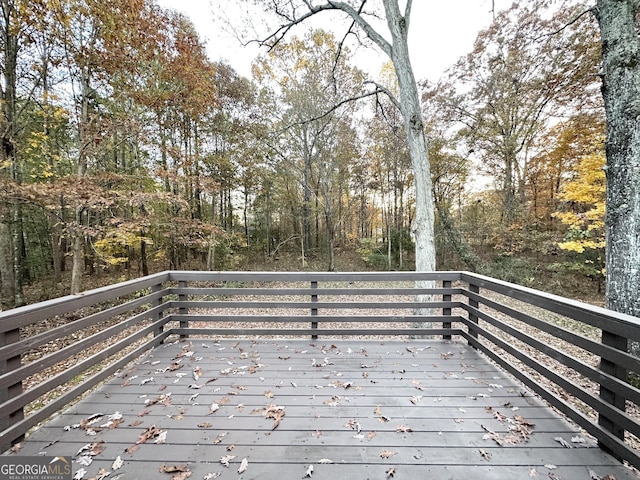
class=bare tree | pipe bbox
[233,0,436,275]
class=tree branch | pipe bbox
[534,7,595,40]
[404,0,413,32]
[331,1,367,90]
[325,1,393,56]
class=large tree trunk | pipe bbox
[384,2,436,275]
[595,1,640,355]
[383,1,436,326]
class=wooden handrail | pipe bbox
[0,270,638,470]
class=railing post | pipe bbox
[311,280,318,340]
[467,282,480,348]
[178,280,188,338]
[1,326,24,449]
[442,280,452,340]
[151,283,164,338]
[598,330,627,457]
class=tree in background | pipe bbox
[439,0,600,241]
[233,0,437,275]
[252,29,364,268]
[552,132,606,289]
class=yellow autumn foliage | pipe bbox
[554,150,605,253]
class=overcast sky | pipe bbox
[156,0,510,82]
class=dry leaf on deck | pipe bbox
[379,450,397,459]
[219,455,235,467]
[112,456,124,470]
[303,465,313,477]
[396,424,413,433]
[238,457,248,473]
[386,467,396,478]
[554,436,571,448]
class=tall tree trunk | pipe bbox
[384,1,435,274]
[2,0,24,306]
[595,1,640,356]
[0,218,14,307]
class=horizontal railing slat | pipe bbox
[170,328,462,337]
[0,329,171,448]
[168,271,463,283]
[461,272,640,341]
[0,296,168,363]
[166,287,461,296]
[0,304,169,389]
[0,272,170,333]
[464,304,640,406]
[0,319,170,420]
[167,314,460,323]
[169,301,463,310]
[462,290,640,373]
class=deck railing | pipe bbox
[1,271,639,469]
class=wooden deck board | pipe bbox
[5,339,639,479]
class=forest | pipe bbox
[0,0,614,308]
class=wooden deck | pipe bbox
[7,338,639,480]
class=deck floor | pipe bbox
[6,338,639,479]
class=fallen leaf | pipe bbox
[479,449,492,461]
[303,465,313,478]
[220,455,235,467]
[396,424,413,433]
[136,425,165,444]
[238,457,248,474]
[554,436,571,448]
[214,432,228,444]
[386,467,396,478]
[208,403,220,415]
[263,404,285,430]
[379,450,397,459]
[159,464,189,473]
[112,456,124,470]
[94,468,110,480]
[154,430,168,444]
[318,459,333,464]
[203,473,222,480]
[124,444,139,454]
[74,468,87,480]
